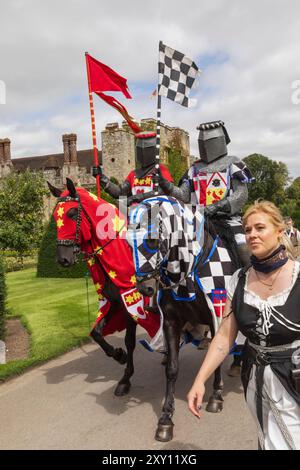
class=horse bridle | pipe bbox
[56,195,82,256]
[56,194,126,260]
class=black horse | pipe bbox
[127,196,238,441]
[48,178,140,397]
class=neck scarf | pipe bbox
[250,244,288,273]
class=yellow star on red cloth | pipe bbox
[57,219,64,229]
[57,207,64,218]
[112,215,126,237]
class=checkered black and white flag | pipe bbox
[158,42,200,107]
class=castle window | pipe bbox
[111,158,115,163]
[128,160,130,164]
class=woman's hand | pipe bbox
[187,380,205,418]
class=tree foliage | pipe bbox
[0,170,47,262]
[286,177,300,200]
[243,154,289,206]
[243,153,300,228]
[168,148,189,185]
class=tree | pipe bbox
[279,198,300,229]
[243,154,290,206]
[0,170,47,263]
[286,176,300,200]
[282,176,300,229]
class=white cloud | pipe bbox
[0,0,300,177]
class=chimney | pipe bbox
[69,134,77,164]
[62,133,77,164]
[0,138,11,164]
[62,134,70,163]
[0,140,4,163]
[3,138,11,164]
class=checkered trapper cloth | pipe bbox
[158,42,199,107]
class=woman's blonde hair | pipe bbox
[243,200,295,259]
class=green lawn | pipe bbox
[0,268,98,381]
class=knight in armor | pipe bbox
[93,131,173,205]
[158,120,253,267]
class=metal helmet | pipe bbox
[197,120,230,163]
[135,131,156,169]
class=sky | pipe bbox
[1,0,300,178]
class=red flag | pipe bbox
[96,92,141,134]
[86,54,132,98]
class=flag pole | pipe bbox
[85,52,101,198]
[154,41,163,196]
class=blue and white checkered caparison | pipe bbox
[158,42,199,107]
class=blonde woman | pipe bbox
[187,201,300,450]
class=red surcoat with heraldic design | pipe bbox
[125,164,173,196]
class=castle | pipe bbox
[0,118,190,188]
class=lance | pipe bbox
[153,41,163,196]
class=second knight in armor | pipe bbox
[159,120,253,266]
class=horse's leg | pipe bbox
[114,315,137,396]
[90,320,127,365]
[155,320,180,442]
[206,324,224,413]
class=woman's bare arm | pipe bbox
[187,298,239,417]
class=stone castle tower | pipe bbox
[0,138,13,177]
[102,118,190,182]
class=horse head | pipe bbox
[48,178,93,267]
[126,198,163,297]
[127,196,204,297]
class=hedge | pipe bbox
[36,188,116,278]
[36,217,87,278]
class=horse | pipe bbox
[48,178,160,397]
[127,196,238,442]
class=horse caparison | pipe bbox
[48,178,139,397]
[128,197,239,442]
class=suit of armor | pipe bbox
[96,132,173,205]
[159,121,253,266]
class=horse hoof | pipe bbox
[206,399,223,413]
[114,382,131,396]
[114,348,127,365]
[155,424,174,442]
[227,364,241,377]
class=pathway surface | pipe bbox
[0,330,257,450]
